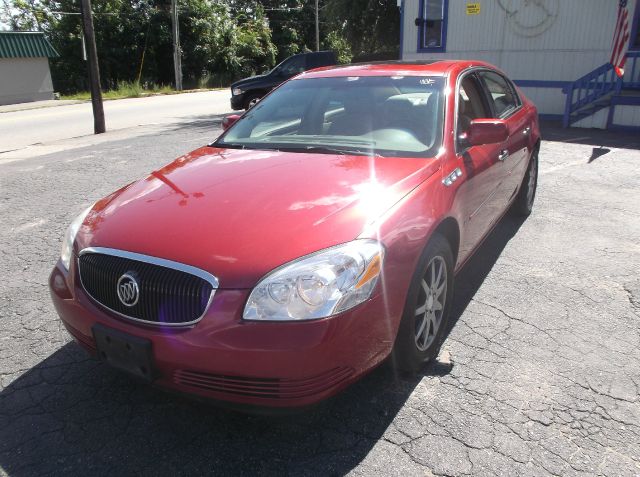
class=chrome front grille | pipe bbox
[77,248,217,326]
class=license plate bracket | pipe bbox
[93,324,156,382]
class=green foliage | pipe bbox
[323,30,351,64]
[322,0,400,57]
[1,0,54,31]
[60,80,174,100]
[3,0,400,94]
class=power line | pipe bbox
[263,7,303,11]
[50,11,118,16]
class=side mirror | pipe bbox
[467,119,509,146]
[222,114,241,131]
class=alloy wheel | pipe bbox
[414,256,447,351]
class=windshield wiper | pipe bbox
[210,142,247,149]
[273,145,382,157]
[211,142,383,157]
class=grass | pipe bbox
[61,81,177,101]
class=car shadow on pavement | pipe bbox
[445,214,526,337]
[540,120,640,150]
[164,113,232,134]
[0,216,526,476]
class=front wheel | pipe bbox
[511,147,539,217]
[244,93,262,110]
[392,234,454,374]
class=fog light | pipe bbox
[50,268,72,299]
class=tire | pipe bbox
[392,233,455,374]
[243,93,262,110]
[511,146,539,217]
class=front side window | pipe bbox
[478,71,520,118]
[216,76,446,158]
[457,75,490,141]
[418,0,448,51]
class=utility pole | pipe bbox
[80,0,105,134]
[171,0,183,90]
[315,0,319,51]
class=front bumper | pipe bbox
[49,259,393,408]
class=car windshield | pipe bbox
[215,75,445,158]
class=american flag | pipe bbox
[610,0,630,77]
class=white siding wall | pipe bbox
[401,0,640,122]
[573,107,609,129]
[0,57,55,106]
[402,0,636,81]
[514,86,565,115]
[613,105,640,126]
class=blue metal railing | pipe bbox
[624,51,640,89]
[562,62,623,127]
[563,52,640,127]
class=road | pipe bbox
[0,90,233,152]
[0,121,639,476]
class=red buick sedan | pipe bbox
[50,60,539,408]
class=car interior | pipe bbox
[227,80,445,156]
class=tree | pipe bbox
[323,30,351,64]
[1,0,53,31]
[3,0,278,92]
[322,0,399,58]
[2,0,400,93]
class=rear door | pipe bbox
[454,72,509,261]
[477,70,531,206]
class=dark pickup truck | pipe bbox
[230,51,337,110]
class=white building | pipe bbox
[400,0,640,130]
[0,31,59,106]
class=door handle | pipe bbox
[442,167,463,187]
[523,126,531,136]
[498,150,509,161]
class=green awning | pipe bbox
[0,31,59,59]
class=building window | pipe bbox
[417,0,448,52]
[631,0,640,50]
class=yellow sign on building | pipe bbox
[466,2,481,15]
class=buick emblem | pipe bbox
[117,273,139,307]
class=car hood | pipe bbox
[231,74,270,89]
[77,147,440,288]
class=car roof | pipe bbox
[299,60,494,79]
[291,50,334,57]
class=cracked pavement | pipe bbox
[1,120,639,476]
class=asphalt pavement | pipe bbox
[0,117,639,476]
[0,90,232,153]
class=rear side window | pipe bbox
[307,53,333,69]
[478,71,520,118]
[280,55,306,76]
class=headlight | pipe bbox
[243,240,384,321]
[60,205,93,270]
[232,88,243,96]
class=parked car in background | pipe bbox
[51,60,539,410]
[230,50,337,110]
